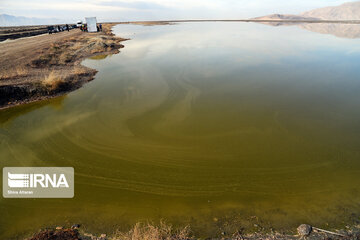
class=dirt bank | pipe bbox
[0,24,127,110]
[26,222,360,240]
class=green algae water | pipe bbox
[1,22,360,239]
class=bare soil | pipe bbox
[28,228,80,240]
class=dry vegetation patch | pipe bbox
[0,67,29,80]
[114,222,191,240]
[28,228,80,240]
[42,71,66,91]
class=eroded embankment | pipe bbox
[0,24,127,110]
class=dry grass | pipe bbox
[72,67,89,75]
[42,71,65,91]
[88,36,110,54]
[113,222,191,240]
[50,43,61,51]
[0,67,29,80]
[71,41,85,51]
[31,35,120,67]
[30,28,125,68]
[59,52,74,64]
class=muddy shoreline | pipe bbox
[0,23,127,110]
[26,222,360,240]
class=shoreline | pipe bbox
[0,23,127,110]
[110,19,360,24]
[26,222,360,240]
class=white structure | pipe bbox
[85,17,97,32]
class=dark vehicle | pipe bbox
[47,26,57,34]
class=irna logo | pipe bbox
[3,167,74,198]
[8,172,69,188]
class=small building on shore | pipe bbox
[85,17,97,32]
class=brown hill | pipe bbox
[301,1,360,20]
[252,14,319,21]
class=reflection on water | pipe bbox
[0,96,66,126]
[300,23,360,39]
[1,22,360,239]
[259,21,360,39]
[89,54,109,60]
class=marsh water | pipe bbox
[1,22,360,239]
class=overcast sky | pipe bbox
[0,0,357,22]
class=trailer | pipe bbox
[85,17,97,32]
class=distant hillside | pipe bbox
[253,1,360,39]
[254,1,360,21]
[301,1,360,20]
[252,14,319,21]
[0,14,65,26]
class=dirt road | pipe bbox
[0,30,83,79]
